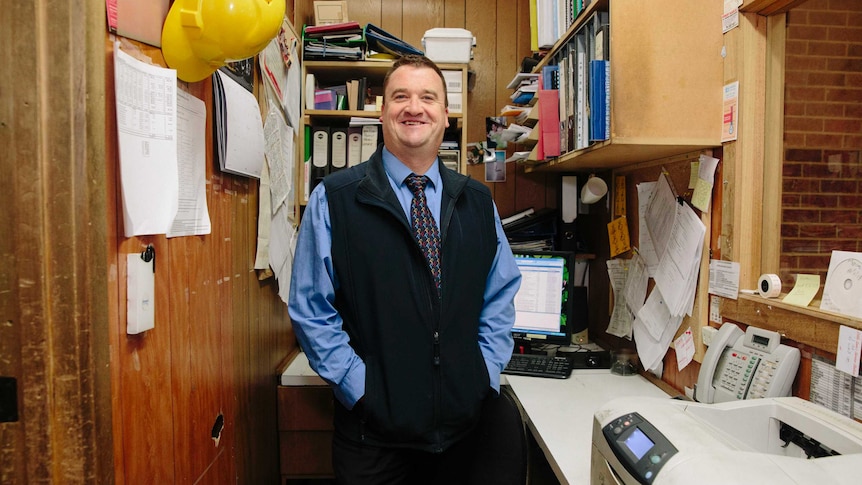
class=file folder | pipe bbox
[364,23,423,57]
[310,126,330,192]
[347,126,363,167]
[330,126,348,172]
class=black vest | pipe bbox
[324,146,497,452]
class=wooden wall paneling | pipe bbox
[761,15,785,275]
[381,0,405,38]
[343,0,384,31]
[104,35,127,485]
[444,0,466,26]
[720,13,767,289]
[0,1,25,479]
[465,0,497,147]
[402,0,445,50]
[4,1,44,483]
[106,39,177,484]
[3,0,112,482]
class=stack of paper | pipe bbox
[212,70,266,179]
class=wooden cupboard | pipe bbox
[526,0,723,173]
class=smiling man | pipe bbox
[288,55,522,484]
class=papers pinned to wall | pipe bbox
[113,43,179,237]
[213,70,266,179]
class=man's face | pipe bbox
[380,65,449,161]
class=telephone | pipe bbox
[695,323,800,404]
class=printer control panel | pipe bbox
[602,412,678,485]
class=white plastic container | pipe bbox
[422,28,475,63]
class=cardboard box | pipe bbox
[441,70,463,93]
[422,28,474,63]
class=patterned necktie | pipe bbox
[406,174,442,292]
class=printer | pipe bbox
[591,396,862,485]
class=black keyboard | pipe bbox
[503,353,572,379]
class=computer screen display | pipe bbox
[511,250,575,347]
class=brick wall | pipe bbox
[781,0,862,284]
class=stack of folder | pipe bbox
[306,121,382,194]
[303,21,365,60]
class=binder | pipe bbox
[304,21,362,38]
[364,23,423,57]
[310,126,330,193]
[305,73,316,110]
[347,126,363,166]
[303,22,365,61]
[360,125,380,162]
[589,60,609,141]
[346,80,359,110]
[575,33,588,149]
[304,125,312,200]
[330,126,348,172]
[539,89,561,157]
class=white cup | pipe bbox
[580,176,608,204]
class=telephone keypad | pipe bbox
[715,351,760,399]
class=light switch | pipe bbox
[127,253,155,334]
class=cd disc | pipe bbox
[821,257,862,318]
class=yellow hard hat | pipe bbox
[162,0,286,82]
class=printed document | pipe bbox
[114,43,178,237]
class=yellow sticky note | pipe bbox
[782,274,821,307]
[607,216,631,258]
[691,178,713,212]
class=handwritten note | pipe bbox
[608,216,631,258]
[782,274,820,307]
[836,325,862,377]
[674,327,695,370]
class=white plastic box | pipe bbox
[422,28,475,63]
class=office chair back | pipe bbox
[468,386,528,484]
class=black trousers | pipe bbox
[332,396,496,485]
[332,427,480,485]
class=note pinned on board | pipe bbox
[608,216,631,258]
[836,325,862,377]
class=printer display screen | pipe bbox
[624,427,654,460]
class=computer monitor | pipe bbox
[510,250,576,349]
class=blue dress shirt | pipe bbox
[288,147,521,409]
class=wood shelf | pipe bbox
[297,60,470,218]
[305,109,463,119]
[720,293,862,354]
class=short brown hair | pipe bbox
[382,55,448,107]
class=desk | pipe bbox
[279,353,670,484]
[505,371,670,484]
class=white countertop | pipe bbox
[280,352,670,484]
[505,371,670,484]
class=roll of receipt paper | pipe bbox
[758,273,781,298]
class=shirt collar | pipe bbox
[382,147,441,190]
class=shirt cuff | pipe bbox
[486,361,501,393]
[332,360,366,410]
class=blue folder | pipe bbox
[364,24,424,57]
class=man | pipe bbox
[288,55,521,484]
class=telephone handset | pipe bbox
[695,323,800,404]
